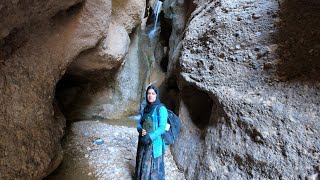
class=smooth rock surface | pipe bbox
[0,0,111,178]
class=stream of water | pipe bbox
[149,0,163,39]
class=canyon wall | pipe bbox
[0,0,145,178]
[170,0,320,179]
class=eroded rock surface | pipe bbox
[56,0,146,120]
[171,0,320,179]
[0,0,111,179]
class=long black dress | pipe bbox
[135,111,165,180]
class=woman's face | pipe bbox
[147,88,157,103]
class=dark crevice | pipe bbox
[185,1,197,28]
[55,73,90,119]
[0,27,27,60]
[159,11,172,72]
[180,85,213,130]
[159,76,180,114]
[276,0,320,82]
[159,11,172,47]
[50,2,84,26]
[55,69,117,121]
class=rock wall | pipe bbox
[1,0,150,177]
[169,0,320,179]
[111,0,145,34]
[56,0,146,120]
[0,0,113,179]
[1,0,319,178]
[0,0,83,39]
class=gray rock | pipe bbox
[306,174,318,180]
[171,0,320,179]
[252,13,262,19]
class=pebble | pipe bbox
[306,174,318,180]
[280,176,287,180]
[255,32,262,36]
[88,172,92,176]
[240,116,254,125]
[252,13,261,19]
[269,44,279,53]
[219,52,225,58]
[95,139,104,145]
[254,135,262,143]
[83,132,89,136]
[318,165,320,172]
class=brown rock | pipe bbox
[0,0,111,179]
[68,23,130,74]
[0,0,83,39]
[112,0,145,34]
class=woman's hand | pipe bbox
[142,129,147,136]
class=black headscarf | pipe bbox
[143,85,161,114]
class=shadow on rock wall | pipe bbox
[276,0,320,81]
[55,69,117,120]
[180,85,213,130]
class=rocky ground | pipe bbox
[45,120,184,180]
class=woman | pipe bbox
[135,85,168,180]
